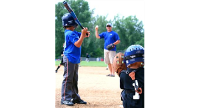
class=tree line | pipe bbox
[55,0,144,59]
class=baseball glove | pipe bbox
[106,43,115,50]
[112,52,127,76]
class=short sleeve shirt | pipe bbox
[99,31,120,51]
[63,30,81,64]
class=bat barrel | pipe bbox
[63,1,67,4]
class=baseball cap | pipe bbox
[106,23,112,27]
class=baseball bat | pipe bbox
[132,80,140,100]
[63,1,85,30]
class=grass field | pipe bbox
[55,60,107,67]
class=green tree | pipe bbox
[135,30,145,47]
[113,15,144,50]
[55,1,144,59]
[81,15,110,58]
[55,0,92,59]
[135,37,144,47]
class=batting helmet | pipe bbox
[62,13,78,28]
[124,45,144,67]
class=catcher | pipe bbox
[112,45,144,108]
[95,23,120,77]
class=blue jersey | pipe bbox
[99,31,120,51]
[63,29,81,64]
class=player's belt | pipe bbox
[125,90,135,94]
[121,70,135,74]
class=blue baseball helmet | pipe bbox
[62,13,78,28]
[124,45,144,67]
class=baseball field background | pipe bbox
[55,1,144,107]
[55,61,123,108]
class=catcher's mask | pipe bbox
[62,13,78,28]
[112,52,127,76]
[124,45,144,68]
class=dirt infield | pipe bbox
[55,66,123,108]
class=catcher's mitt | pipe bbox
[106,43,115,50]
[112,52,127,76]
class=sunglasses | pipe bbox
[106,25,111,27]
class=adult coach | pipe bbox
[95,23,120,77]
[61,13,90,106]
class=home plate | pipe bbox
[119,105,123,107]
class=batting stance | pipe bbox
[61,13,90,106]
[113,45,144,108]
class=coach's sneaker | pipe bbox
[111,74,115,77]
[61,100,74,106]
[106,74,111,77]
[73,99,87,104]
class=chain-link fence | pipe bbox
[55,56,104,62]
[80,57,104,61]
[55,50,125,61]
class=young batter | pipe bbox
[61,13,90,106]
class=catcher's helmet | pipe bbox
[124,45,144,67]
[62,13,78,28]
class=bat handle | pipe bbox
[80,26,88,36]
[132,80,140,100]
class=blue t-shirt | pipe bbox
[63,29,81,64]
[99,31,120,51]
